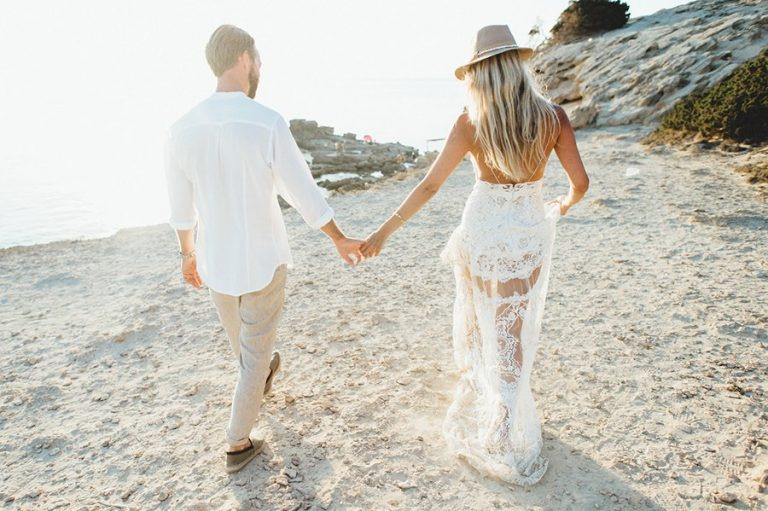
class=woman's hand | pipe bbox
[549,194,573,216]
[361,229,388,258]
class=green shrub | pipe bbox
[550,0,630,44]
[656,48,768,145]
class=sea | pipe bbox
[0,78,468,249]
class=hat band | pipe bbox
[474,44,520,58]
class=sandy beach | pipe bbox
[1,125,767,510]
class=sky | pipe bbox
[0,0,694,246]
[0,0,694,132]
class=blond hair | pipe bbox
[205,24,255,77]
[465,50,560,182]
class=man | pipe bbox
[164,24,363,473]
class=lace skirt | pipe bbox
[439,179,560,486]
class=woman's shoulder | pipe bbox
[548,104,572,144]
[439,108,474,149]
[551,103,570,124]
[453,108,475,137]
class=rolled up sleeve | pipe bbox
[163,133,198,230]
[270,115,334,230]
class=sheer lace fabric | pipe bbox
[440,177,560,486]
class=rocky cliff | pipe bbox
[532,0,768,128]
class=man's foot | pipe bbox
[225,437,264,474]
[263,352,281,395]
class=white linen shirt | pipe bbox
[164,91,334,296]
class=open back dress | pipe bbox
[440,156,561,485]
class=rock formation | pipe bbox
[289,119,421,193]
[532,0,768,128]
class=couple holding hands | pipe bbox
[165,23,588,485]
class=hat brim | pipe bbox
[455,46,534,80]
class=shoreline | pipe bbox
[0,150,434,254]
[0,175,415,254]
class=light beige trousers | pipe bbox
[208,264,287,445]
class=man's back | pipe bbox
[170,91,278,179]
[165,91,334,296]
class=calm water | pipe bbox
[0,78,467,249]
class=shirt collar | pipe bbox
[210,91,247,99]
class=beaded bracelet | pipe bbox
[179,250,196,260]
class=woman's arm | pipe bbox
[361,114,472,257]
[553,105,589,214]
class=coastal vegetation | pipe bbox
[650,48,768,146]
[646,48,768,183]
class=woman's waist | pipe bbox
[463,193,545,217]
[469,179,542,202]
[472,177,544,192]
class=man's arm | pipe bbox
[164,133,202,287]
[270,115,362,266]
[270,115,334,229]
[164,133,198,231]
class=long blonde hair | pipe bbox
[465,50,560,182]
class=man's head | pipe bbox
[205,24,261,98]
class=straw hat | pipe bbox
[455,25,533,80]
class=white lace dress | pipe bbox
[440,174,560,486]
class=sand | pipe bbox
[1,125,767,510]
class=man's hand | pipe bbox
[182,256,203,288]
[334,237,364,267]
[319,219,364,266]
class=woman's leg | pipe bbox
[495,266,542,386]
[482,265,542,451]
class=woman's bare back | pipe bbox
[458,106,566,186]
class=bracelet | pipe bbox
[393,211,406,223]
[179,250,196,260]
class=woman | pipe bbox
[360,25,588,485]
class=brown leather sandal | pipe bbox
[225,437,264,473]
